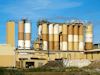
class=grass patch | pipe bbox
[66,66,79,69]
[0,67,23,75]
[21,67,53,72]
[81,66,91,69]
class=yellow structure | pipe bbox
[0,44,15,67]
[3,20,100,68]
[6,22,15,46]
[1,44,100,68]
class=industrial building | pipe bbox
[0,19,100,68]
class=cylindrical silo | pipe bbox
[85,25,93,50]
[62,24,68,50]
[59,25,62,50]
[73,25,78,50]
[38,25,42,37]
[68,25,73,50]
[49,23,53,50]
[54,24,59,50]
[18,21,24,49]
[42,23,48,50]
[25,22,31,49]
[79,26,84,50]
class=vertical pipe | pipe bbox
[18,21,24,49]
[62,24,68,50]
[54,24,59,50]
[25,22,31,49]
[79,26,84,50]
[85,25,93,50]
[59,25,62,50]
[49,23,54,50]
[68,25,73,50]
[14,50,16,68]
[60,34,62,50]
[42,23,48,50]
[73,25,78,50]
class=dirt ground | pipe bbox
[44,61,63,67]
[89,59,100,69]
[23,72,99,75]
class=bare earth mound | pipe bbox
[44,61,63,67]
[89,59,100,69]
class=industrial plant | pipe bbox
[0,18,100,68]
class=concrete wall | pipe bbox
[0,44,15,67]
[16,50,100,68]
[20,60,47,68]
[84,52,100,61]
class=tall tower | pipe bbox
[6,22,15,46]
[62,24,68,50]
[18,21,24,49]
[85,25,93,50]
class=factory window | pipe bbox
[38,63,43,67]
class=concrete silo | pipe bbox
[73,25,78,50]
[85,25,93,50]
[49,23,54,50]
[54,24,59,50]
[42,23,48,50]
[79,26,84,50]
[25,22,31,49]
[62,24,68,50]
[68,25,73,50]
[18,21,24,49]
[6,22,15,46]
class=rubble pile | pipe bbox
[63,59,91,68]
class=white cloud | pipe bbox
[0,0,83,19]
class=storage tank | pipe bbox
[49,23,54,50]
[42,23,48,50]
[25,22,31,49]
[62,24,68,50]
[79,26,84,50]
[85,25,93,50]
[18,21,24,49]
[6,22,15,46]
[59,25,62,50]
[54,24,59,50]
[73,25,78,50]
[38,25,42,37]
[68,25,73,50]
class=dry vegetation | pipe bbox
[0,66,100,75]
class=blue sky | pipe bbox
[0,0,100,47]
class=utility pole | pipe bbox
[47,21,50,62]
